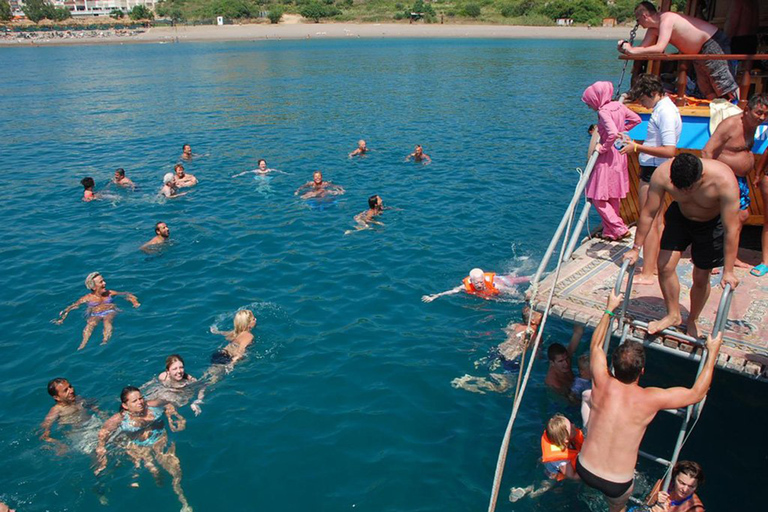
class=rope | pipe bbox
[614,23,639,100]
[487,178,580,512]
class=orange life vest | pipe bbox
[540,427,584,481]
[462,272,500,297]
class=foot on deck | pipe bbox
[735,258,752,270]
[648,313,683,335]
[686,319,702,339]
[632,273,657,286]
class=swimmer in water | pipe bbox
[174,164,198,188]
[192,310,256,415]
[141,222,170,252]
[422,268,530,302]
[231,159,285,178]
[180,143,193,161]
[95,386,192,512]
[405,145,431,164]
[345,195,385,234]
[349,139,369,157]
[0,502,15,512]
[294,171,345,199]
[53,272,141,350]
[160,173,187,198]
[144,354,202,414]
[40,378,102,455]
[113,168,135,189]
[81,177,96,201]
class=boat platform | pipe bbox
[529,228,768,382]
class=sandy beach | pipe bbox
[0,22,642,47]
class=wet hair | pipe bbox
[545,414,571,451]
[258,159,266,165]
[155,221,166,234]
[611,340,645,383]
[672,460,705,489]
[748,93,768,111]
[174,163,184,172]
[47,378,68,397]
[635,1,657,14]
[164,354,190,381]
[629,73,664,101]
[233,309,256,334]
[670,153,703,190]
[81,177,95,190]
[182,143,190,150]
[587,124,596,134]
[368,195,380,209]
[84,271,101,290]
[547,343,568,362]
[115,168,125,177]
[119,386,141,411]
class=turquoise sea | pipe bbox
[0,38,764,511]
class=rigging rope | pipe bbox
[614,23,639,100]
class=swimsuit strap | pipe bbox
[670,494,693,507]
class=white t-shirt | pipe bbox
[639,96,682,167]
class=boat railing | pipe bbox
[605,259,734,492]
[619,53,768,109]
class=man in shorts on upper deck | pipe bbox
[618,2,738,100]
[624,153,740,338]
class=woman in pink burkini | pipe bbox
[582,81,641,241]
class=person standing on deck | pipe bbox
[582,81,642,241]
[702,93,768,273]
[624,154,740,338]
[618,2,738,101]
[576,290,722,512]
[621,73,682,285]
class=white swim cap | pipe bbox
[163,173,175,184]
[469,268,484,282]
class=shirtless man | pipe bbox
[181,143,193,160]
[174,163,198,188]
[421,268,529,302]
[349,139,369,157]
[141,222,170,251]
[113,168,135,189]
[577,291,722,512]
[702,93,768,269]
[345,195,384,234]
[544,325,585,398]
[624,154,740,338]
[619,2,738,100]
[41,378,100,455]
[294,171,345,199]
[406,145,431,164]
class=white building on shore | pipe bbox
[12,0,157,17]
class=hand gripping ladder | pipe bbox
[603,260,733,491]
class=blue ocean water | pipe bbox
[0,38,763,511]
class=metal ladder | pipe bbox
[604,260,733,491]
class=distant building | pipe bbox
[602,17,617,27]
[12,0,158,17]
[556,18,573,26]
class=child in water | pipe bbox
[81,177,95,202]
[581,81,641,241]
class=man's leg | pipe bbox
[635,182,663,285]
[686,266,712,339]
[760,174,768,267]
[605,481,634,512]
[648,250,683,334]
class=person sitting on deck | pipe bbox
[703,93,768,272]
[421,268,529,303]
[645,460,706,512]
[618,2,738,101]
[576,290,722,512]
[624,153,740,338]
[544,324,584,398]
[582,81,642,241]
[621,73,682,286]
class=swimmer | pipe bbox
[113,168,135,189]
[81,177,96,201]
[141,222,170,252]
[294,171,345,199]
[645,460,705,512]
[498,307,543,362]
[53,272,140,350]
[192,310,256,415]
[0,503,16,512]
[160,173,187,198]
[180,143,193,161]
[40,378,101,455]
[345,195,385,234]
[144,355,202,414]
[349,139,369,157]
[544,324,585,399]
[95,386,192,512]
[405,144,431,164]
[231,159,285,178]
[421,268,530,302]
[174,164,198,188]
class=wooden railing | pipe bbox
[619,54,768,109]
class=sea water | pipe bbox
[0,38,763,511]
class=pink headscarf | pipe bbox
[582,81,614,111]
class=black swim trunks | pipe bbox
[639,165,656,184]
[210,350,233,365]
[576,457,633,499]
[660,202,724,270]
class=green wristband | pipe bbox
[605,309,615,317]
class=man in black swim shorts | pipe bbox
[625,154,740,339]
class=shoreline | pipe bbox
[0,23,641,48]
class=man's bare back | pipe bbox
[653,158,736,221]
[702,114,755,177]
[628,11,716,55]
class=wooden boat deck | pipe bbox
[529,228,768,382]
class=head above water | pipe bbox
[233,309,256,334]
[414,145,423,155]
[84,271,102,291]
[119,386,143,413]
[313,171,323,184]
[545,414,572,451]
[611,340,645,383]
[670,461,704,497]
[182,144,191,154]
[155,221,169,238]
[165,354,188,381]
[163,173,176,185]
[47,377,74,402]
[115,168,125,178]
[469,268,485,287]
[547,343,570,373]
[174,164,185,177]
[670,153,703,191]
[628,73,664,106]
[368,195,382,209]
[358,140,366,148]
[258,159,267,169]
[81,177,95,190]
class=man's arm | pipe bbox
[701,121,733,160]
[624,18,673,55]
[589,291,624,387]
[421,285,464,303]
[719,177,742,289]
[40,407,62,445]
[624,174,666,264]
[567,324,585,357]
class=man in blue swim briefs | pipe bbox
[577,291,722,512]
[702,93,768,271]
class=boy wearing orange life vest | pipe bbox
[541,413,584,481]
[421,268,529,303]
